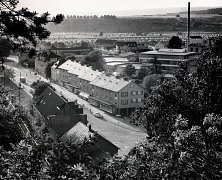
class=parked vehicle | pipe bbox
[29,89,34,94]
[20,77,26,83]
[93,112,103,118]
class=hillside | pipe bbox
[46,16,222,33]
[179,7,222,15]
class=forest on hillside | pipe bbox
[46,16,222,33]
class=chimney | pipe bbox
[187,2,190,51]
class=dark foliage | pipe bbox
[84,51,104,71]
[123,64,136,77]
[0,0,63,61]
[168,36,183,49]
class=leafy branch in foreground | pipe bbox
[0,0,64,58]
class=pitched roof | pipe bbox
[141,49,196,56]
[60,122,93,145]
[78,69,102,82]
[103,57,128,63]
[35,86,67,119]
[37,51,60,62]
[60,122,119,157]
[90,74,132,92]
[119,52,136,57]
[119,63,142,70]
[58,60,91,76]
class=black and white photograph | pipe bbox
[1,0,222,179]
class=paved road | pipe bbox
[9,64,146,156]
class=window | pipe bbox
[138,98,142,102]
[121,92,128,97]
[121,100,128,105]
[131,91,137,95]
[131,99,137,103]
[138,91,143,95]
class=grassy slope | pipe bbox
[46,16,222,33]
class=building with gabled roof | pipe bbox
[78,69,102,99]
[60,122,119,161]
[60,122,93,145]
[89,74,144,116]
[35,86,87,137]
[35,51,61,77]
[55,60,91,93]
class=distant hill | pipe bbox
[46,16,222,33]
[179,7,222,15]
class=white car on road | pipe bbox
[93,112,103,118]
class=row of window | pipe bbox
[131,91,143,95]
[121,91,143,97]
[120,98,142,105]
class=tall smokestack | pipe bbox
[187,2,190,51]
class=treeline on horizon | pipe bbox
[47,16,222,33]
[65,15,117,19]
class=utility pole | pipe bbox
[3,69,5,90]
[187,2,191,51]
[19,72,21,103]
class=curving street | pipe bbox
[8,63,147,156]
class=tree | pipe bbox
[137,67,150,80]
[84,51,104,71]
[0,136,99,179]
[99,114,222,179]
[0,38,12,69]
[142,74,161,93]
[0,38,12,58]
[0,96,32,150]
[80,41,89,48]
[124,64,136,77]
[30,81,51,98]
[150,56,162,74]
[168,36,183,49]
[0,0,63,61]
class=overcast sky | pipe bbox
[18,0,222,16]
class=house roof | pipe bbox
[119,52,136,57]
[103,57,129,63]
[60,122,119,160]
[78,69,102,82]
[140,49,196,56]
[119,63,142,70]
[155,41,168,46]
[35,86,67,119]
[90,74,132,92]
[60,122,93,145]
[52,57,66,69]
[106,62,128,66]
[58,60,91,76]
